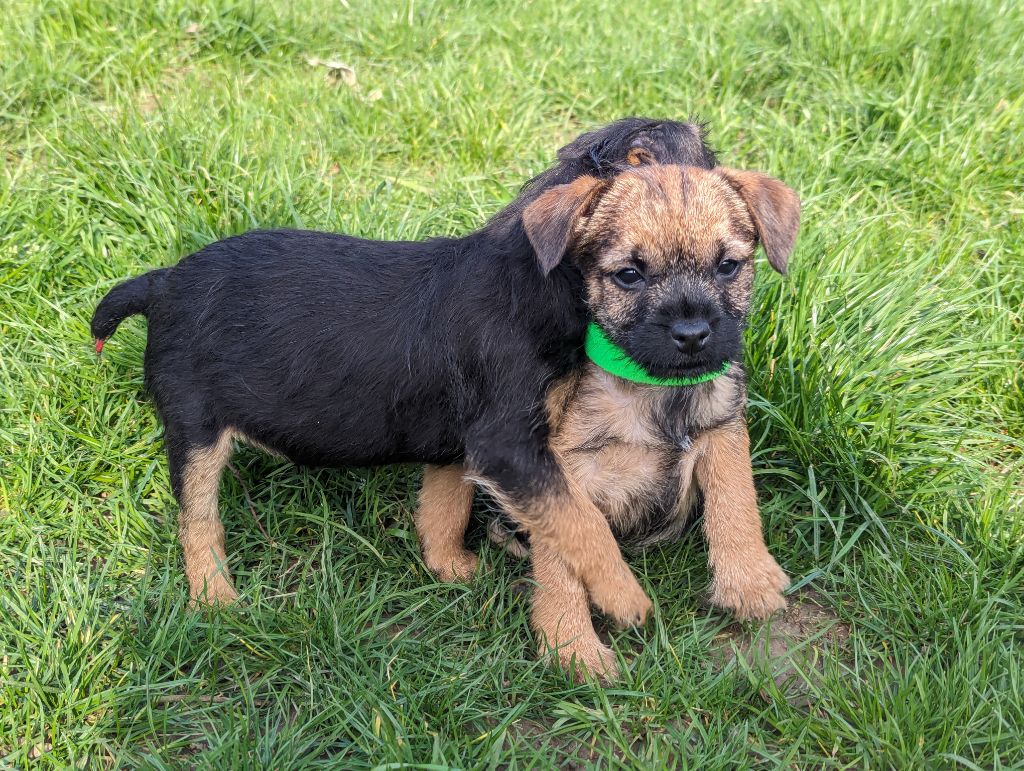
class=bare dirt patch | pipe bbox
[711,589,851,705]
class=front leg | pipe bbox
[467,431,651,629]
[525,479,651,628]
[695,420,789,619]
[531,540,618,682]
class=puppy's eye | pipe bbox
[717,259,741,279]
[613,267,645,289]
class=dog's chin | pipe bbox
[639,355,727,380]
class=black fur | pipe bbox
[488,118,716,236]
[617,287,746,380]
[92,118,717,509]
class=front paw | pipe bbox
[542,636,620,683]
[711,551,789,620]
[425,549,480,583]
[588,563,652,628]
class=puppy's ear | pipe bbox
[626,146,656,166]
[523,175,605,275]
[718,168,800,274]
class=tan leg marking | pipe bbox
[531,541,618,682]
[415,464,479,582]
[473,471,651,628]
[180,431,238,606]
[695,420,789,619]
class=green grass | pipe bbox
[2,0,1022,766]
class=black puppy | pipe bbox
[91,119,716,627]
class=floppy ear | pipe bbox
[522,175,605,275]
[718,168,800,274]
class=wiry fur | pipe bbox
[91,119,718,630]
[420,165,801,681]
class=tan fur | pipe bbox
[581,167,761,335]
[586,168,757,272]
[234,431,286,459]
[554,369,683,532]
[416,464,478,581]
[551,364,731,544]
[179,431,237,606]
[688,370,741,428]
[522,175,605,274]
[416,164,799,679]
[695,420,789,618]
[531,540,617,682]
[625,146,655,166]
[468,469,652,627]
[717,168,801,274]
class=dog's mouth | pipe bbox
[641,354,728,380]
[617,333,737,380]
[613,317,743,381]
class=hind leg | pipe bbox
[167,429,238,606]
[415,464,478,582]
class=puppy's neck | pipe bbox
[589,364,744,446]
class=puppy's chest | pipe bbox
[551,367,738,546]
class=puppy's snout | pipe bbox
[670,319,711,354]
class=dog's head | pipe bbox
[553,117,717,174]
[490,119,716,233]
[523,164,800,378]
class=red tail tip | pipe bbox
[95,338,105,354]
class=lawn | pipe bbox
[1,0,1022,767]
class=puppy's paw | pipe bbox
[425,549,480,583]
[188,575,239,610]
[543,636,620,683]
[588,565,652,628]
[711,551,789,620]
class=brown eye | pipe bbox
[717,259,741,278]
[613,267,645,289]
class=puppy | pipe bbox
[419,163,800,680]
[90,119,716,635]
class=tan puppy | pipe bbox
[416,163,800,680]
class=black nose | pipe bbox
[670,319,711,354]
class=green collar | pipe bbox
[584,322,730,387]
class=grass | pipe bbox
[1,0,1022,766]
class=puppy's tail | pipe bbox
[90,268,168,351]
